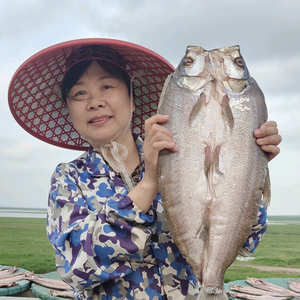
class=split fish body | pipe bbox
[157,45,271,300]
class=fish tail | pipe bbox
[197,288,228,300]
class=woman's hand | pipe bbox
[128,114,177,213]
[143,114,178,186]
[254,121,282,162]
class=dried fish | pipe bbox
[25,274,71,290]
[0,281,18,288]
[289,280,300,294]
[230,284,285,296]
[49,290,74,298]
[158,45,270,300]
[0,266,18,277]
[246,277,300,297]
[0,272,33,284]
[228,291,295,300]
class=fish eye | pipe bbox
[184,57,194,66]
[234,57,245,68]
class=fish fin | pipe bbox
[213,146,221,173]
[197,288,228,300]
[205,146,220,177]
[204,146,221,196]
[195,207,211,283]
[221,94,234,130]
[263,169,271,208]
[157,74,172,112]
[189,92,206,126]
[204,145,214,197]
[204,145,213,179]
[196,207,210,242]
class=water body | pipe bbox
[0,208,47,218]
[269,220,300,225]
[268,215,300,225]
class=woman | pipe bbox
[8,39,281,300]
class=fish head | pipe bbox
[209,45,250,93]
[174,46,212,92]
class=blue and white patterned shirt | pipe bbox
[47,134,268,300]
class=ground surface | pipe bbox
[242,264,300,274]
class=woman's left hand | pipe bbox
[254,121,282,162]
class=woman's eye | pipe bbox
[69,90,87,101]
[74,91,85,96]
[103,85,112,90]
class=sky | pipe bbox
[0,0,299,215]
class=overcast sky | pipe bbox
[0,0,299,215]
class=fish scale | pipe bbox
[157,45,270,300]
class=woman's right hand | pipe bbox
[143,114,178,187]
[128,114,177,213]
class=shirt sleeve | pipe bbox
[238,202,268,257]
[46,163,154,294]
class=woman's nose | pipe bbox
[89,103,104,109]
[87,94,106,110]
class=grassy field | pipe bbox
[0,216,299,281]
[224,215,300,282]
[0,218,56,274]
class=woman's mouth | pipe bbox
[89,116,112,124]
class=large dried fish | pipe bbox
[158,45,270,300]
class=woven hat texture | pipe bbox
[8,38,174,150]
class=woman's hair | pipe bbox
[61,59,133,104]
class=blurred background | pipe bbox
[0,0,299,215]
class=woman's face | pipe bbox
[67,60,134,148]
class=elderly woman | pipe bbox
[8,39,281,300]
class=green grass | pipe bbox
[225,266,300,283]
[0,218,56,274]
[248,223,300,267]
[225,216,300,282]
[1,216,300,282]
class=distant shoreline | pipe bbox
[0,207,46,211]
[0,207,47,218]
[0,207,299,220]
[0,207,299,217]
